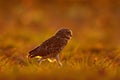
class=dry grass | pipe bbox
[0,27,120,80]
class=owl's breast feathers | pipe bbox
[29,36,68,58]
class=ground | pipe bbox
[0,27,120,80]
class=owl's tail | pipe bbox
[28,51,37,58]
[27,50,38,63]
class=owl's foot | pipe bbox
[58,61,62,67]
[56,54,62,67]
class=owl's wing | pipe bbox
[29,36,67,57]
[29,37,54,57]
[40,36,67,56]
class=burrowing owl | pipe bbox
[28,28,72,66]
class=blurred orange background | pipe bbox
[0,1,120,79]
[0,0,120,48]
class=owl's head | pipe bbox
[55,28,72,39]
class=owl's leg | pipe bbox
[56,54,62,67]
[38,57,45,65]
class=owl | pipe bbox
[28,28,72,66]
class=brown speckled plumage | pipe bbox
[28,28,72,66]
